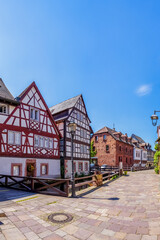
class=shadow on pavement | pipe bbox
[0,187,36,202]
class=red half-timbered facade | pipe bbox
[0,79,61,178]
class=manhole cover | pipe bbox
[48,213,73,223]
[0,213,6,218]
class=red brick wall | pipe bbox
[92,133,134,167]
[92,133,117,166]
[116,141,133,167]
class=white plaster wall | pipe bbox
[0,157,60,178]
[134,147,141,160]
[36,159,60,177]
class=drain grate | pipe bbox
[48,213,73,224]
[0,213,7,218]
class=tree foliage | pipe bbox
[90,141,97,158]
[154,143,160,174]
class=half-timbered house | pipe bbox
[50,95,91,178]
[0,79,61,178]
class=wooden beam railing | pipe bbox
[0,174,69,197]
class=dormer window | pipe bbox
[30,108,39,121]
[0,104,7,114]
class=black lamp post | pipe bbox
[68,121,77,198]
[151,111,159,126]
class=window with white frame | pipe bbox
[44,138,48,148]
[80,145,84,154]
[8,131,21,145]
[34,135,39,147]
[0,104,7,114]
[48,139,53,149]
[34,135,53,149]
[41,165,47,175]
[30,108,39,121]
[39,137,44,147]
[13,166,20,176]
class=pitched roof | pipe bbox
[0,78,18,104]
[131,134,145,143]
[94,126,116,135]
[94,126,133,146]
[50,94,81,115]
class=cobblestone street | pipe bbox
[0,170,160,240]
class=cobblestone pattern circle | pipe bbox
[48,213,73,224]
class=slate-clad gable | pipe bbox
[0,78,18,104]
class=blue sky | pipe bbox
[0,0,160,148]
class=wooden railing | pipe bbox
[0,174,69,197]
[69,169,119,192]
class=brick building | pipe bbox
[92,127,134,167]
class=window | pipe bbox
[45,138,48,148]
[15,132,21,145]
[13,166,20,176]
[41,164,48,175]
[8,131,14,144]
[106,145,109,152]
[40,137,44,148]
[119,156,122,162]
[85,162,88,171]
[80,145,84,153]
[78,162,83,172]
[34,135,53,149]
[80,114,83,121]
[126,157,128,163]
[103,135,106,141]
[49,139,53,149]
[30,108,39,121]
[95,136,98,142]
[126,148,127,152]
[119,146,121,151]
[11,164,22,176]
[80,129,84,137]
[34,135,39,147]
[0,105,7,114]
[84,145,87,154]
[8,131,21,145]
[93,146,96,151]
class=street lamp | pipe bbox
[68,121,77,198]
[151,111,159,126]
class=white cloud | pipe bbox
[136,84,152,96]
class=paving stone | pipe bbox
[3,227,26,240]
[73,228,93,240]
[101,229,115,237]
[124,234,142,240]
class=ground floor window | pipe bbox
[11,164,22,176]
[78,162,83,172]
[41,163,48,175]
[85,162,88,171]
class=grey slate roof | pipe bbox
[50,95,81,115]
[0,78,17,103]
[131,134,145,144]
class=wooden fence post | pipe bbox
[5,176,8,186]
